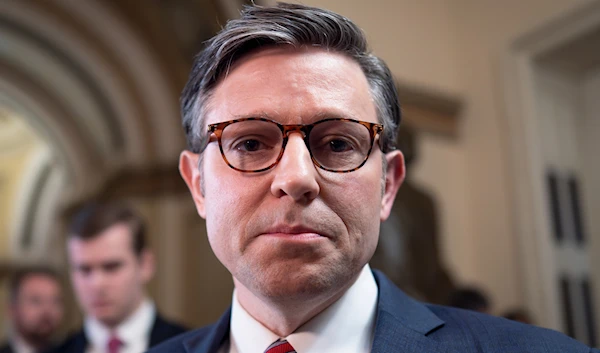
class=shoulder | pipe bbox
[153,313,189,337]
[427,304,594,352]
[43,330,86,353]
[0,342,13,353]
[147,326,217,353]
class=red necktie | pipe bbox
[264,339,296,353]
[107,335,123,353]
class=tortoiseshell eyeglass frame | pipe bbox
[206,117,384,173]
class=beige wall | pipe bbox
[450,0,595,318]
[273,0,597,318]
[582,67,600,339]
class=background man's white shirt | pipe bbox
[10,335,35,353]
[84,299,155,353]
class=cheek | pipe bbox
[333,175,382,223]
[204,172,268,243]
[327,173,382,251]
[19,306,32,319]
[71,275,87,293]
[122,266,143,286]
[204,190,249,266]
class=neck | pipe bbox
[233,274,359,337]
[101,295,146,329]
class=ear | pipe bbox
[139,249,156,283]
[380,150,405,221]
[180,150,206,218]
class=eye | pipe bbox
[329,139,353,152]
[76,265,92,276]
[236,139,263,152]
[229,133,278,153]
[102,261,123,273]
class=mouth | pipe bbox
[91,301,111,309]
[260,225,328,240]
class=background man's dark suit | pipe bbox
[1,341,61,353]
[149,271,599,353]
[0,343,14,353]
[46,314,186,353]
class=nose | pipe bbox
[270,133,320,203]
[86,270,107,292]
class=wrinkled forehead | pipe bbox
[204,46,376,127]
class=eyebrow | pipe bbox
[72,259,124,270]
[228,110,360,124]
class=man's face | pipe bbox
[181,47,404,301]
[67,224,154,327]
[11,275,63,344]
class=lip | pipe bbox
[91,301,111,308]
[261,225,327,239]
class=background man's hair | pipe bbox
[9,266,61,302]
[68,202,147,256]
[181,2,401,154]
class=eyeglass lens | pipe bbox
[218,120,373,172]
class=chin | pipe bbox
[248,260,351,300]
[95,313,119,326]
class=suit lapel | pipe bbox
[0,343,15,353]
[183,307,231,353]
[372,311,452,353]
[372,270,457,353]
[73,331,89,352]
[149,314,164,347]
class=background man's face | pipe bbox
[181,47,404,301]
[68,223,153,327]
[11,275,63,344]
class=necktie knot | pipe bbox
[107,335,123,353]
[264,339,296,353]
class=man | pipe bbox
[1,266,64,353]
[50,202,186,353]
[151,3,599,353]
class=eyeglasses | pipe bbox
[207,117,383,173]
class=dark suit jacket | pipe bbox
[47,313,187,353]
[0,341,60,353]
[0,343,14,353]
[148,270,599,353]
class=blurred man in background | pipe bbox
[1,266,64,353]
[50,202,186,353]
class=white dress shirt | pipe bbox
[84,299,156,353]
[10,335,35,353]
[223,264,379,353]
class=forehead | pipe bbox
[67,223,135,263]
[19,275,60,296]
[206,46,376,125]
[20,274,57,288]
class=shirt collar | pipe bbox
[11,334,36,353]
[229,264,378,353]
[84,298,156,350]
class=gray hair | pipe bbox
[181,2,401,154]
